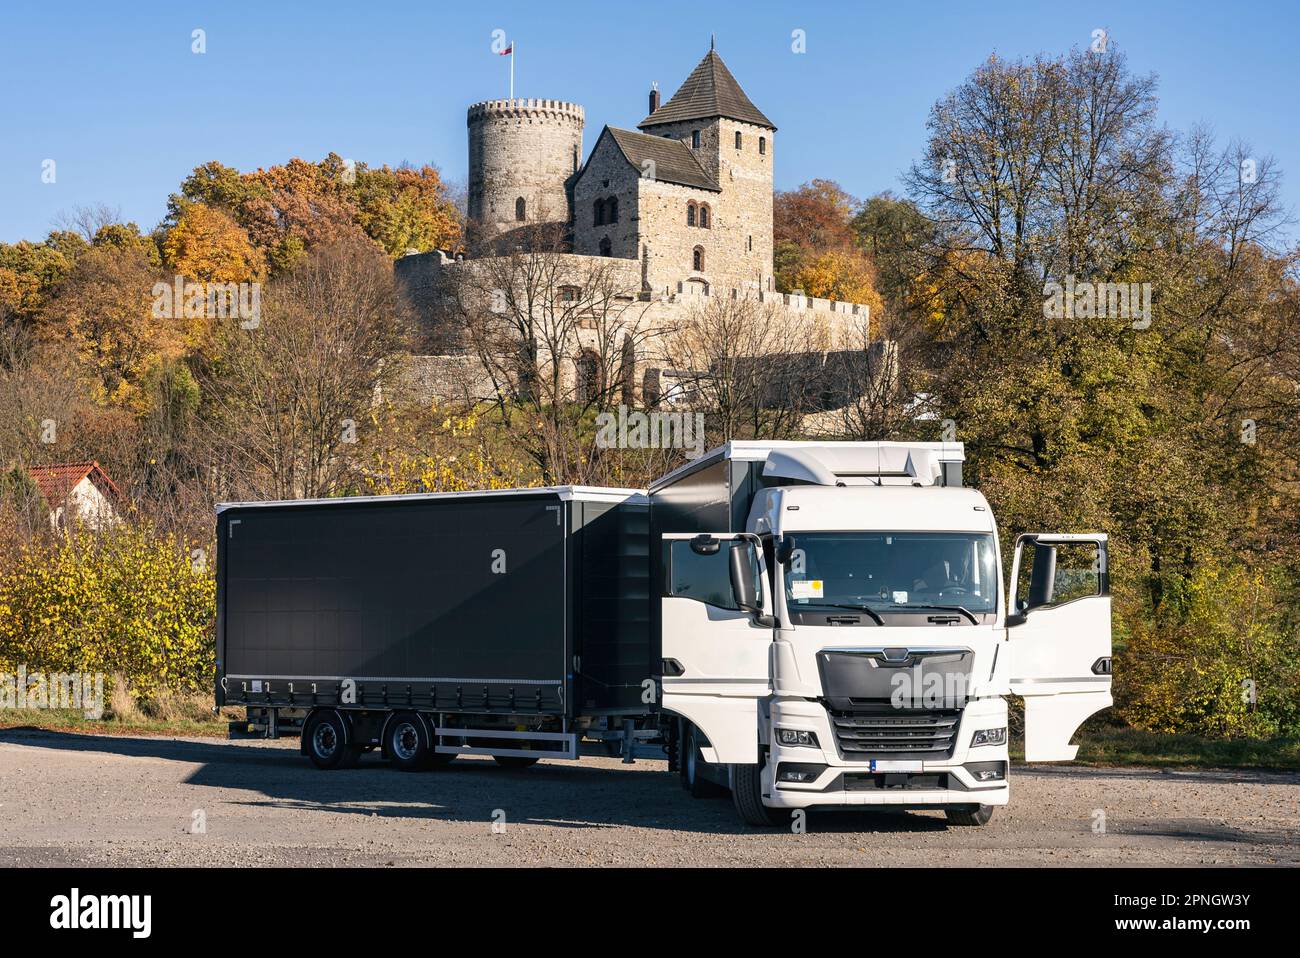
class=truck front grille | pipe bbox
[829,706,961,759]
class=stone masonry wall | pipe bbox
[467,99,584,236]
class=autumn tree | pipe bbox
[200,237,410,501]
[162,203,263,283]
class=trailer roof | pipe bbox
[216,486,647,514]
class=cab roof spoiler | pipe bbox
[761,443,965,488]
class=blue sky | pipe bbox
[2,0,1297,243]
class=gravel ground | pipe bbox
[0,728,1296,866]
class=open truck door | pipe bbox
[660,533,774,764]
[1007,533,1113,761]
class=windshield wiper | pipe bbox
[889,604,980,625]
[797,602,886,626]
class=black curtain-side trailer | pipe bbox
[215,489,649,721]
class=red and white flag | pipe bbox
[497,44,512,56]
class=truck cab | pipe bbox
[653,442,1112,826]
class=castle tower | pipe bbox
[638,49,776,292]
[467,98,585,238]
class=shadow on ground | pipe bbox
[0,728,965,835]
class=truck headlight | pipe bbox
[776,728,820,748]
[971,727,1007,747]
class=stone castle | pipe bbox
[395,46,876,406]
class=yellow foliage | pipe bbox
[0,525,215,698]
[162,203,263,283]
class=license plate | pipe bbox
[870,760,924,773]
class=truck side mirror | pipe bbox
[775,536,796,565]
[728,542,764,618]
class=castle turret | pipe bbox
[467,98,585,238]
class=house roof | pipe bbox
[28,461,123,506]
[638,50,775,131]
[604,127,720,192]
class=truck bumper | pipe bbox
[764,696,1010,810]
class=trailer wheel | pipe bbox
[732,756,780,827]
[680,723,724,798]
[493,755,540,769]
[385,712,432,772]
[944,804,995,827]
[303,710,354,770]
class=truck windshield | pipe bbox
[783,532,998,614]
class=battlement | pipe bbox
[670,281,870,317]
[467,98,585,125]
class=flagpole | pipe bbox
[510,43,515,100]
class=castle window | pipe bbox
[599,236,612,257]
[692,246,705,272]
[606,196,619,224]
[692,130,701,149]
[748,234,753,251]
[735,131,742,149]
[593,198,605,226]
[687,202,696,227]
[759,136,766,155]
[515,197,526,221]
[699,204,710,229]
[559,285,580,303]
[576,350,603,404]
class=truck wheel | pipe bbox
[385,713,431,772]
[304,710,354,770]
[731,758,780,827]
[945,804,995,826]
[681,723,724,798]
[493,755,540,769]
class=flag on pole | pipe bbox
[498,41,515,99]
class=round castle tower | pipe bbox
[467,98,585,237]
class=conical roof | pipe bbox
[639,50,775,130]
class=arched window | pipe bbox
[735,131,743,149]
[759,136,766,155]
[606,196,618,224]
[593,198,605,226]
[575,351,603,403]
[515,197,526,221]
[699,204,710,229]
[599,236,612,257]
[687,203,696,226]
[692,246,704,272]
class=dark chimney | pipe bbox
[648,83,660,115]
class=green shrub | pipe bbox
[0,525,215,697]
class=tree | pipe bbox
[162,203,263,283]
[442,240,658,485]
[773,179,884,310]
[665,295,828,444]
[200,237,410,500]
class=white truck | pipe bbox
[217,440,1113,828]
[651,441,1113,826]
